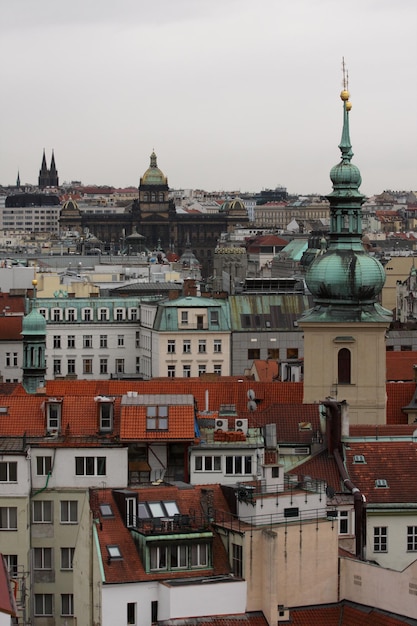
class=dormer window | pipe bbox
[52,308,62,322]
[99,401,114,433]
[66,308,76,322]
[181,311,188,325]
[83,308,92,322]
[46,401,62,432]
[99,308,109,321]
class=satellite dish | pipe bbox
[326,486,336,498]
[247,400,257,412]
[247,389,256,401]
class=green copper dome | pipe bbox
[22,307,47,335]
[306,247,386,303]
[140,151,167,186]
[330,161,362,189]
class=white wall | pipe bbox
[30,447,128,490]
[102,581,158,626]
[158,578,246,620]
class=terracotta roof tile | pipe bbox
[91,484,232,584]
[345,441,417,504]
[290,602,408,625]
[386,351,417,381]
[287,451,341,492]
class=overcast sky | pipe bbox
[1,0,416,196]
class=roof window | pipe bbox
[107,545,122,560]
[375,479,388,488]
[99,504,114,518]
[353,454,366,464]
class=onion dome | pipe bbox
[22,307,46,336]
[306,248,386,303]
[140,152,167,186]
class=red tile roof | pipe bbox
[0,316,22,342]
[91,484,232,584]
[386,382,415,424]
[290,602,408,625]
[386,351,417,381]
[345,441,417,504]
[160,615,268,626]
[287,451,341,492]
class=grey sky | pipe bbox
[1,0,416,196]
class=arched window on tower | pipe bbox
[159,192,164,201]
[143,192,148,202]
[338,348,351,384]
[151,192,156,202]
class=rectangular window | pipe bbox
[67,309,75,322]
[33,501,52,523]
[100,403,113,431]
[115,358,125,374]
[117,334,124,347]
[339,510,350,534]
[150,545,167,570]
[61,500,78,524]
[267,348,280,359]
[213,339,222,353]
[146,406,168,430]
[100,335,108,348]
[195,456,221,472]
[0,507,17,530]
[198,364,206,377]
[190,543,208,567]
[61,547,75,570]
[135,332,140,348]
[75,457,106,476]
[374,526,387,552]
[232,543,243,578]
[136,357,140,373]
[167,365,176,378]
[183,340,191,354]
[248,348,260,360]
[225,455,252,475]
[3,555,18,577]
[34,547,52,570]
[407,526,417,551]
[5,352,18,367]
[83,335,93,348]
[67,358,76,375]
[100,358,108,375]
[167,340,176,353]
[34,594,53,616]
[83,358,93,374]
[130,308,138,321]
[53,359,61,375]
[99,309,108,321]
[83,309,92,321]
[181,311,188,325]
[183,365,191,378]
[213,364,222,376]
[115,308,124,321]
[210,310,219,325]
[61,594,74,616]
[67,335,75,349]
[53,335,61,349]
[198,340,206,353]
[53,309,61,321]
[36,456,52,476]
[127,602,137,625]
[0,462,17,482]
[287,348,299,359]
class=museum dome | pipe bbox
[140,152,167,186]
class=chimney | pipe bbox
[183,279,197,297]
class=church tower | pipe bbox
[49,149,59,187]
[38,149,49,188]
[21,280,47,394]
[299,62,392,424]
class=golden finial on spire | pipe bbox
[340,57,352,109]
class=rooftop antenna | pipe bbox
[342,56,349,92]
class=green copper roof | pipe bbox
[140,151,167,186]
[21,307,47,335]
[300,73,392,324]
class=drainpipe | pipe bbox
[323,399,366,560]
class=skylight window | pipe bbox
[99,504,113,518]
[139,501,181,519]
[353,455,366,464]
[375,479,388,488]
[107,545,122,559]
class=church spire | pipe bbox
[299,60,391,323]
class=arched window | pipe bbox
[338,348,351,384]
[159,192,164,201]
[151,192,156,202]
[143,192,148,202]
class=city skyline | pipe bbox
[1,0,416,196]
